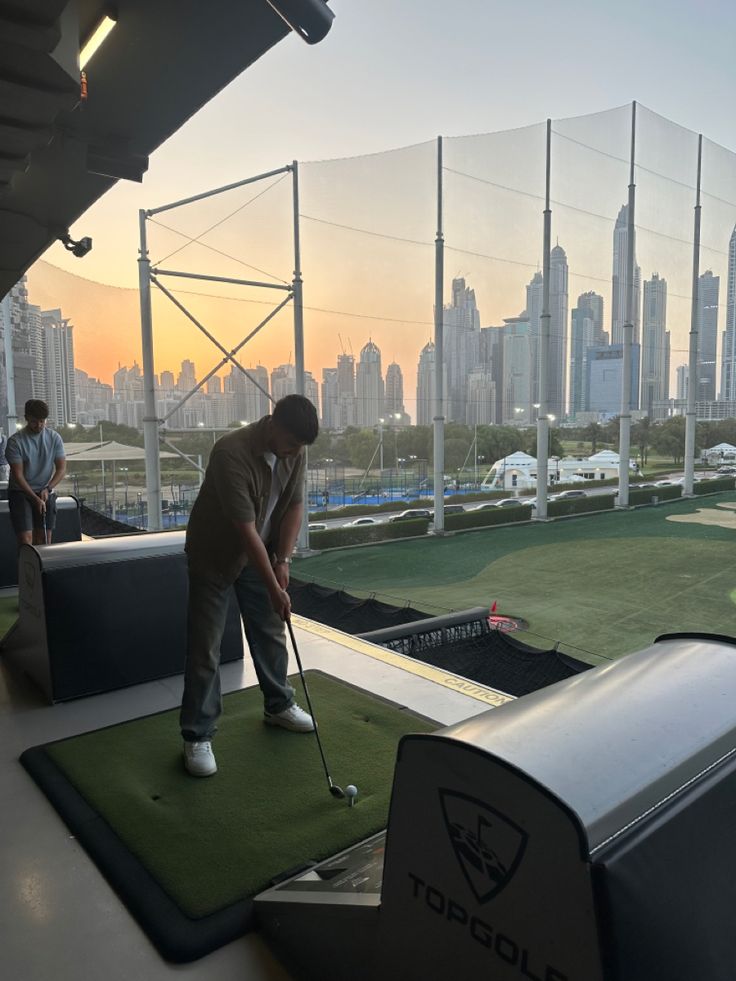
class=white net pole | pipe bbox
[536,119,552,519]
[683,135,703,495]
[433,136,445,534]
[618,102,636,508]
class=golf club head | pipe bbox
[329,784,345,799]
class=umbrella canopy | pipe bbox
[65,441,177,462]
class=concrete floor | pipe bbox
[0,616,501,980]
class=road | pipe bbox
[309,472,720,531]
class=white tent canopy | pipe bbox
[704,443,736,455]
[65,440,177,462]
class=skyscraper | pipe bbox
[442,277,480,423]
[243,366,270,421]
[336,352,356,428]
[587,344,641,417]
[466,367,496,425]
[225,364,269,423]
[570,291,605,416]
[416,340,436,427]
[501,315,532,424]
[479,325,504,424]
[75,369,112,425]
[384,362,404,416]
[1,277,46,428]
[548,244,569,420]
[721,227,736,400]
[355,340,384,426]
[640,273,669,415]
[526,271,544,407]
[270,363,296,402]
[177,359,197,391]
[611,204,642,348]
[696,270,719,402]
[267,364,318,414]
[321,367,338,429]
[41,309,77,426]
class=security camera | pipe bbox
[59,232,93,258]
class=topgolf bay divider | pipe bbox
[256,633,736,980]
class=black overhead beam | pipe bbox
[0,0,334,299]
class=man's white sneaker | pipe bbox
[183,740,217,777]
[264,703,315,732]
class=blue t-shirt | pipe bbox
[6,427,65,492]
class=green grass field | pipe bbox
[297,492,736,664]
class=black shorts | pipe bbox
[8,490,57,534]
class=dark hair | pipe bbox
[272,394,319,445]
[25,399,49,420]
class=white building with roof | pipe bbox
[481,449,634,491]
[702,442,736,464]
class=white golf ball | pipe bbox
[345,784,358,797]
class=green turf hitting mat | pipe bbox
[20,671,435,961]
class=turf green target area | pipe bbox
[298,493,736,662]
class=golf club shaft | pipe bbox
[285,618,335,790]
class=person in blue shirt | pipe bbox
[5,399,66,547]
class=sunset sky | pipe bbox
[25,0,736,412]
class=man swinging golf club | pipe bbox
[180,394,319,777]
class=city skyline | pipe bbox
[11,195,736,432]
[22,96,736,427]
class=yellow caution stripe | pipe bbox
[291,614,513,708]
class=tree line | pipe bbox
[55,414,735,476]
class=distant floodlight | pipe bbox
[265,0,334,44]
[80,12,117,69]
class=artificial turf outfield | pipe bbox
[297,492,736,663]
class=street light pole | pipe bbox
[99,421,106,509]
[548,414,556,484]
[473,424,478,487]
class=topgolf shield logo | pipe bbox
[439,790,528,904]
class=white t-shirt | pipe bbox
[259,452,282,544]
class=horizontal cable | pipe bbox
[150,171,290,280]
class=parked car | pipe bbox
[654,480,676,487]
[553,489,587,500]
[474,498,525,510]
[344,516,378,527]
[632,482,656,489]
[442,504,466,515]
[389,508,432,523]
[308,523,327,532]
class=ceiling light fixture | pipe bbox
[79,11,117,69]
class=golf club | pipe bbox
[285,617,347,800]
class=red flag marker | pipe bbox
[490,601,497,613]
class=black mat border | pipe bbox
[20,744,253,962]
[20,670,437,963]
